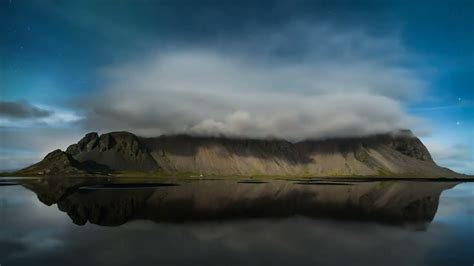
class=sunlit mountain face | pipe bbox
[1,0,472,174]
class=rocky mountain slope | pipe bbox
[19,149,88,175]
[17,130,461,178]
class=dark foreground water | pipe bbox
[0,178,472,266]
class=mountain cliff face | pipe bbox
[19,130,460,177]
[139,132,454,177]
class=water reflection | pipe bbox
[1,178,472,266]
[18,178,458,228]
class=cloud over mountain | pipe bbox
[80,23,426,140]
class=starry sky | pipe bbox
[1,0,473,173]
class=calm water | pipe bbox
[0,178,472,266]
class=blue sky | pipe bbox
[0,0,473,173]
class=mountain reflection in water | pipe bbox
[0,178,473,266]
[17,178,457,227]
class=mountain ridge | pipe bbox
[15,130,463,178]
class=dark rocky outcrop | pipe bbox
[66,132,99,156]
[66,131,159,172]
[388,136,433,162]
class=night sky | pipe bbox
[1,0,473,173]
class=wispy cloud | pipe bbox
[0,101,82,129]
[0,100,52,119]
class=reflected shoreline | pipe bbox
[12,178,461,229]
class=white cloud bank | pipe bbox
[81,23,427,140]
[0,23,429,171]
